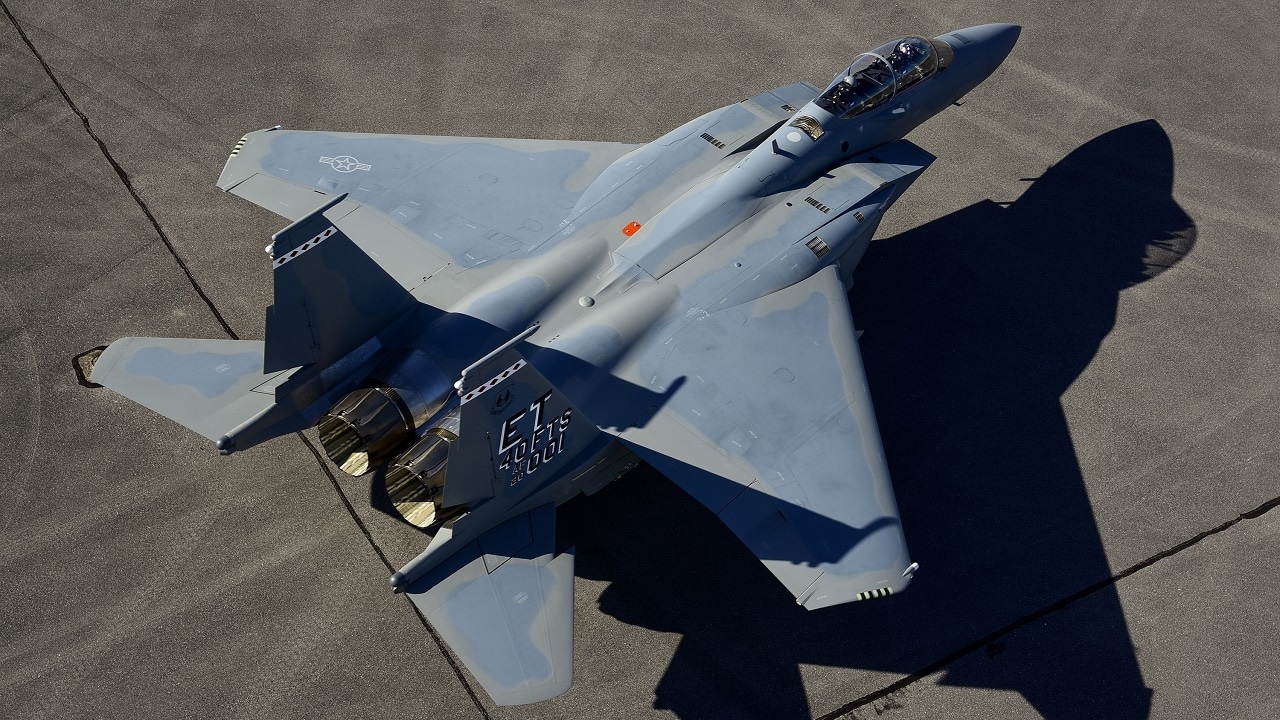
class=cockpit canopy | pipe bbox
[815,36,948,119]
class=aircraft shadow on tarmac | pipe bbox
[553,120,1195,720]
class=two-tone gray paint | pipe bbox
[92,24,1021,706]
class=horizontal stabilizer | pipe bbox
[404,504,574,705]
[90,338,306,448]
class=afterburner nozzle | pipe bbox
[384,411,461,528]
[317,387,413,475]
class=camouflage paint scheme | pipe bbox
[92,24,1020,705]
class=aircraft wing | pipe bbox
[402,503,575,705]
[217,129,639,296]
[215,82,820,307]
[617,265,914,609]
[216,128,640,297]
[218,128,639,229]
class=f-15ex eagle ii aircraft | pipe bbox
[92,24,1019,705]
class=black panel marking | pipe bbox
[805,196,831,213]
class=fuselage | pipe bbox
[384,24,1022,584]
[606,23,1021,286]
[92,22,1022,611]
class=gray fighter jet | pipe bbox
[92,24,1019,705]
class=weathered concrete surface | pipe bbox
[1,1,1276,719]
[847,507,1280,720]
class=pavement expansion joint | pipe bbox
[1,0,238,341]
[817,492,1280,720]
[293,432,493,719]
[3,5,491,709]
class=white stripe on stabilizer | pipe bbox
[460,359,526,404]
[273,226,337,268]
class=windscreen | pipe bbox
[884,37,938,93]
[815,53,895,118]
[815,37,940,119]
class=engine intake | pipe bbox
[385,411,462,527]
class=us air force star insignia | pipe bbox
[318,155,372,173]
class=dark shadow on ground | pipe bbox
[558,120,1194,719]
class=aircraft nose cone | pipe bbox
[936,23,1021,85]
[972,23,1021,56]
[962,22,1021,45]
[940,23,1021,57]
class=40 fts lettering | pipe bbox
[498,390,572,486]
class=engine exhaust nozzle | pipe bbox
[385,411,461,527]
[317,387,413,476]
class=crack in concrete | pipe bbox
[0,1,237,341]
[18,5,1258,715]
[0,5,491,716]
[818,493,1280,720]
[295,434,494,720]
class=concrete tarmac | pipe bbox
[2,2,1276,719]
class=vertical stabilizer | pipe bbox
[264,193,415,372]
[442,333,601,508]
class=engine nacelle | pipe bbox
[384,410,462,528]
[316,350,453,476]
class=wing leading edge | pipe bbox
[618,266,914,609]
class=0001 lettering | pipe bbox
[497,390,573,486]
